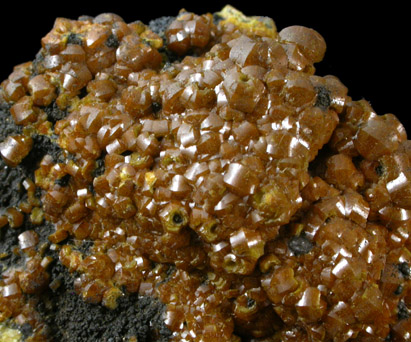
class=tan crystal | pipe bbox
[0,6,410,342]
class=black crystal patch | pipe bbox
[394,285,403,296]
[315,86,331,111]
[105,34,120,49]
[384,332,393,342]
[55,174,70,187]
[92,152,106,178]
[152,101,162,114]
[398,300,410,320]
[213,13,224,26]
[375,163,384,177]
[32,50,45,76]
[288,234,314,256]
[398,262,410,279]
[172,213,183,225]
[67,33,83,46]
[44,101,68,125]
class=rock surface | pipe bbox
[0,5,410,342]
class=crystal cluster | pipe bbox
[0,5,410,342]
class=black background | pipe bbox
[1,1,409,131]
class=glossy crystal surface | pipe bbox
[0,5,410,342]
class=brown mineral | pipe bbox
[0,5,410,342]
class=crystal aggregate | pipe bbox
[0,5,410,342]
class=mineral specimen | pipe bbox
[0,5,410,342]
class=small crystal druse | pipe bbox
[0,5,410,342]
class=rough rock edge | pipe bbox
[36,258,171,342]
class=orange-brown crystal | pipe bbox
[1,5,411,342]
